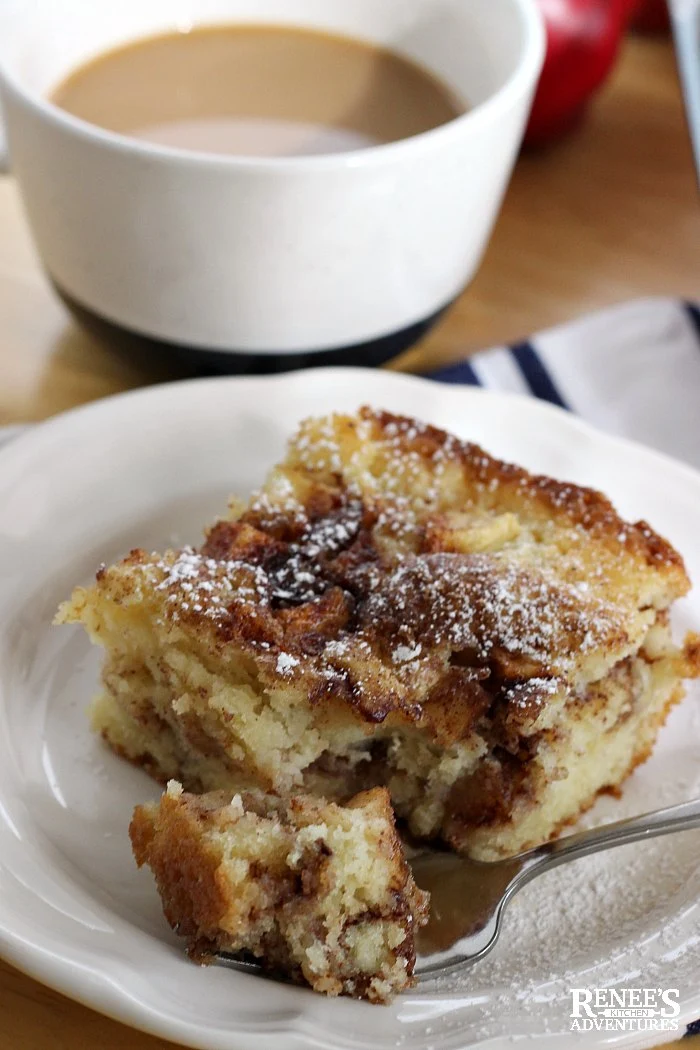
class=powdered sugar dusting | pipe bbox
[503,676,562,711]
[276,653,300,675]
[151,547,268,622]
[393,644,422,665]
[364,553,623,675]
[113,408,659,704]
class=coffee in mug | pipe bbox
[51,25,465,158]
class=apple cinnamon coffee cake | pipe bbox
[58,408,700,860]
[130,782,428,1002]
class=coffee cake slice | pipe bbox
[130,783,428,1002]
[58,408,700,859]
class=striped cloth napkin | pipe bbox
[431,297,700,473]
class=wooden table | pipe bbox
[0,32,697,1050]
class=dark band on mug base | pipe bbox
[53,281,453,375]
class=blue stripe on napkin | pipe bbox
[685,300,700,340]
[430,359,482,386]
[510,341,569,408]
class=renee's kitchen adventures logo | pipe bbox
[570,988,680,1033]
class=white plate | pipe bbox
[1,368,699,1050]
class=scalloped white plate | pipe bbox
[0,368,699,1050]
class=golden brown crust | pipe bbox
[62,409,691,730]
[364,410,685,566]
[131,795,234,951]
[131,785,428,1002]
[59,409,699,863]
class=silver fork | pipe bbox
[411,796,700,979]
[216,797,700,983]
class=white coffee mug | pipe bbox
[0,0,544,366]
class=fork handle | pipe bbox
[516,797,700,885]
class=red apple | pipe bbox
[630,0,670,33]
[525,0,636,147]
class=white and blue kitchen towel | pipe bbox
[431,297,700,475]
